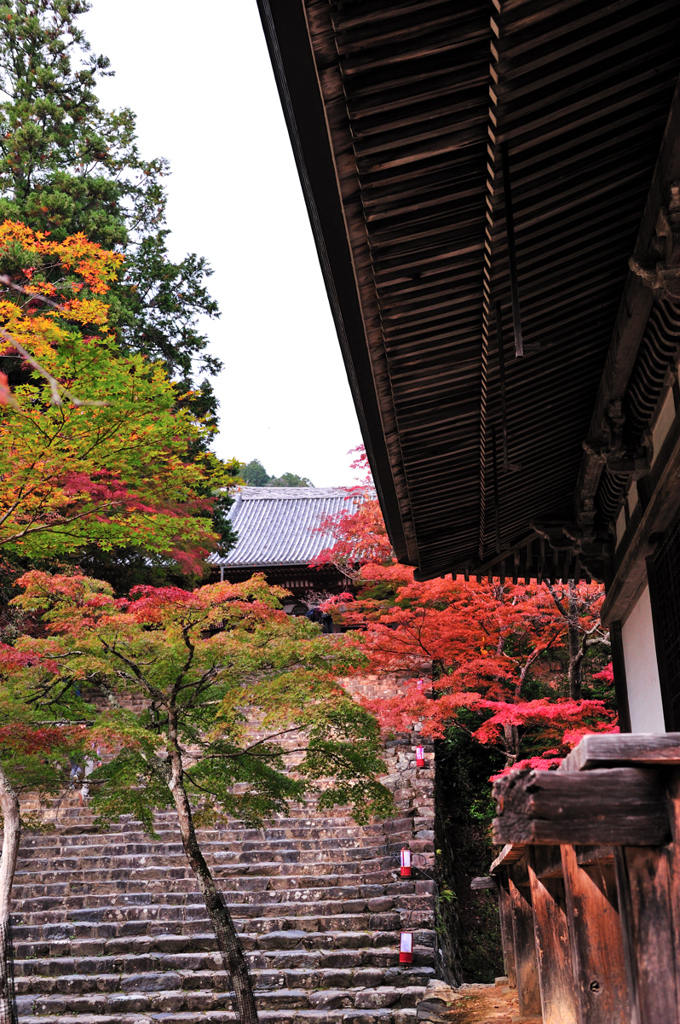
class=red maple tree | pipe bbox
[314,451,616,770]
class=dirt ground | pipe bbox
[443,983,539,1023]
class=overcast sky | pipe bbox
[83,0,362,486]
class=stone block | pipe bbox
[308,988,353,1009]
[354,986,401,1008]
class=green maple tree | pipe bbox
[4,570,392,1024]
[0,653,90,1020]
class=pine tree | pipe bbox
[0,0,221,417]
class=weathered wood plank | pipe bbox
[493,767,669,846]
[561,844,631,1023]
[497,875,517,990]
[532,844,563,879]
[667,770,680,1005]
[614,844,679,1024]
[489,842,526,873]
[508,871,541,1017]
[470,876,498,890]
[528,850,579,1024]
[563,732,680,771]
[576,845,614,867]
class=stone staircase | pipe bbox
[10,742,437,1023]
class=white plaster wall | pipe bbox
[621,585,666,733]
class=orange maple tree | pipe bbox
[313,451,616,771]
[0,220,236,571]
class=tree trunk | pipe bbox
[0,761,20,1024]
[503,722,520,766]
[166,721,258,1023]
[567,582,583,700]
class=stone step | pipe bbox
[15,852,422,878]
[17,981,426,1015]
[16,972,430,1003]
[14,956,434,990]
[11,877,404,905]
[14,947,435,978]
[18,1009,417,1023]
[14,893,434,927]
[12,874,419,902]
[19,821,397,847]
[9,731,436,1024]
[18,835,389,858]
[12,908,413,941]
[14,852,396,880]
[13,864,402,888]
[13,928,437,961]
[32,808,374,826]
[11,881,435,913]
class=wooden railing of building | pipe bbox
[473,734,680,1024]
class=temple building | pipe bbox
[210,486,357,613]
[256,2,680,1021]
[257,0,680,738]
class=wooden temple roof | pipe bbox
[257,0,680,582]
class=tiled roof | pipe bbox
[209,487,361,568]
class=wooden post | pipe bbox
[528,848,579,1024]
[508,867,541,1016]
[667,770,680,1001]
[497,872,517,988]
[614,834,679,1022]
[561,844,631,1024]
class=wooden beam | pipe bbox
[562,732,680,772]
[602,414,680,624]
[471,876,498,890]
[494,300,510,473]
[609,620,633,734]
[493,767,670,846]
[500,142,524,358]
[575,70,680,524]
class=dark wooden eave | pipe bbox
[257,0,680,582]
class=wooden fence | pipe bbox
[474,734,680,1024]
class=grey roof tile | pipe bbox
[209,487,363,568]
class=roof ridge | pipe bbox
[236,486,368,499]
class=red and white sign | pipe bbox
[400,847,412,877]
[399,931,413,963]
[416,745,425,767]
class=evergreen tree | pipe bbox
[241,459,270,487]
[241,459,313,487]
[0,0,221,418]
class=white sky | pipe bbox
[83,0,362,487]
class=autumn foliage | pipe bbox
[0,221,236,571]
[3,568,391,826]
[315,451,616,770]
